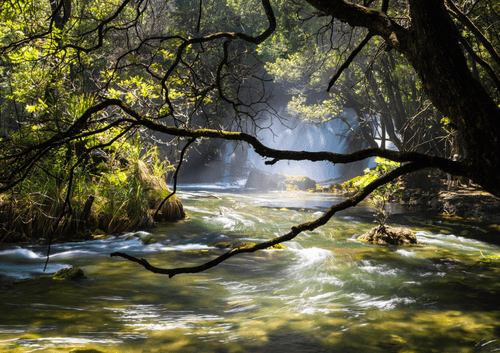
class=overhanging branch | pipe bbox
[327,32,374,92]
[111,162,426,277]
[128,115,457,172]
[1,97,468,196]
[446,0,500,69]
[154,137,197,218]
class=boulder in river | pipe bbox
[358,225,417,245]
[53,267,87,281]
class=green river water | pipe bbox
[1,188,500,352]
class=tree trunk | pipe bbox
[400,0,500,196]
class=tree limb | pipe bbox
[304,0,406,50]
[327,32,374,92]
[446,0,500,69]
[128,116,459,174]
[456,32,500,92]
[1,95,469,198]
[111,161,425,277]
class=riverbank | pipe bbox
[322,169,500,224]
[396,170,500,224]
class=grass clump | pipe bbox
[479,252,500,263]
[0,128,185,243]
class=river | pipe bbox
[1,187,500,352]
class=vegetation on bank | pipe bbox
[325,157,402,196]
[245,170,318,191]
[0,132,185,244]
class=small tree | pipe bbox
[348,157,401,228]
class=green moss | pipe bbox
[283,175,317,191]
[233,242,257,249]
[140,234,158,245]
[213,242,233,249]
[213,241,286,250]
[266,243,287,250]
[52,267,86,281]
[479,252,500,263]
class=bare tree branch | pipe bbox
[110,161,425,277]
[1,97,469,196]
[327,32,374,92]
[446,0,500,68]
[304,0,407,50]
[456,33,500,92]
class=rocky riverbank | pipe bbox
[323,169,500,224]
[396,170,500,223]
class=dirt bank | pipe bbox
[396,170,500,223]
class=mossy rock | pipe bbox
[267,243,287,250]
[245,170,285,190]
[213,241,286,250]
[283,175,317,191]
[479,254,500,263]
[69,349,105,353]
[52,267,86,280]
[153,197,186,222]
[358,225,417,245]
[213,242,233,249]
[139,234,158,245]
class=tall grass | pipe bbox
[0,131,185,243]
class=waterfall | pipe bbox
[246,109,373,183]
[179,108,374,185]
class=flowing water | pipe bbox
[1,188,500,352]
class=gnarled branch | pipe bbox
[111,161,425,277]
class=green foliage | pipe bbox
[341,157,401,198]
[0,123,180,242]
[341,157,401,226]
[479,252,500,263]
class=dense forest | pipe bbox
[1,0,500,275]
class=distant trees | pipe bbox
[2,0,500,274]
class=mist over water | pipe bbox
[247,119,344,182]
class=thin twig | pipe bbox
[154,137,197,219]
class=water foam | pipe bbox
[0,247,40,259]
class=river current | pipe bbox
[1,187,500,352]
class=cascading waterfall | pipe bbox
[180,108,375,185]
[245,108,374,183]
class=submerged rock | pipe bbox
[358,225,417,245]
[52,267,86,281]
[139,234,158,245]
